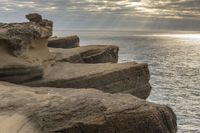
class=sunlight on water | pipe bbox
[153,34,200,40]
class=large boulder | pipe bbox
[48,35,80,48]
[0,82,177,133]
[24,62,151,99]
[50,45,119,63]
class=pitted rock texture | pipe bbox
[0,13,53,57]
[0,82,177,133]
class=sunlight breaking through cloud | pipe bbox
[0,0,199,19]
[0,0,200,31]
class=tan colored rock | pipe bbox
[0,13,52,57]
[0,82,177,133]
[0,14,151,99]
[48,35,80,48]
[0,14,54,84]
[24,62,151,99]
[50,45,119,63]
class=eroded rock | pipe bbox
[26,13,42,23]
[0,13,54,84]
[0,13,53,57]
[0,82,177,133]
[48,35,80,49]
[0,14,152,99]
[50,45,119,63]
[24,62,151,99]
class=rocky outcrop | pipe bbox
[0,13,54,84]
[0,82,177,133]
[0,13,178,133]
[24,62,151,99]
[0,13,152,99]
[50,45,119,63]
[0,13,53,57]
[48,35,80,48]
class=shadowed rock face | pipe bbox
[0,64,43,84]
[48,35,80,49]
[0,82,177,133]
[50,45,119,63]
[26,13,42,23]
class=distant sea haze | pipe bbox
[56,30,200,133]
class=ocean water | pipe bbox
[56,30,200,132]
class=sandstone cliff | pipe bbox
[0,13,177,132]
[0,82,177,133]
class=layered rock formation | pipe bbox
[0,64,43,84]
[24,62,151,99]
[50,45,119,63]
[0,14,151,99]
[48,35,80,48]
[0,82,177,133]
[0,13,177,132]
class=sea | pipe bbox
[55,30,200,133]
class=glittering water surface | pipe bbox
[57,31,200,132]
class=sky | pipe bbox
[0,0,200,31]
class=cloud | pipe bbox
[0,0,199,31]
[0,0,199,19]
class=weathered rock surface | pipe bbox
[26,13,42,23]
[50,45,119,63]
[48,35,80,48]
[0,82,177,133]
[0,13,53,57]
[0,13,54,83]
[0,64,43,84]
[24,62,151,99]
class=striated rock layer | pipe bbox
[0,82,177,133]
[48,35,80,48]
[50,45,119,63]
[24,62,151,99]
